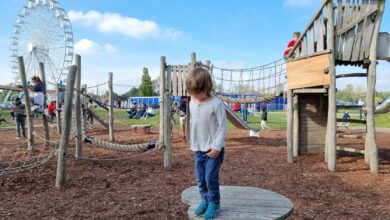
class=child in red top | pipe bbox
[48,101,56,120]
[232,102,240,112]
[284,32,301,59]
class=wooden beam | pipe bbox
[337,134,364,139]
[336,146,364,154]
[336,73,368,78]
[159,56,166,150]
[336,8,378,36]
[108,72,115,142]
[293,95,299,157]
[0,85,22,91]
[293,88,327,94]
[337,118,367,124]
[39,62,50,147]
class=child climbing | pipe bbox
[28,76,45,113]
[284,32,301,60]
[10,97,26,139]
[185,67,227,219]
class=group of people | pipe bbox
[126,102,156,119]
[232,101,269,130]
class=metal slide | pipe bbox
[375,97,390,114]
[223,103,251,130]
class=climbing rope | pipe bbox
[84,136,160,152]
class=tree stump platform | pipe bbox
[181,186,293,220]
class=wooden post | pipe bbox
[186,52,196,145]
[287,89,293,163]
[17,56,34,150]
[108,72,115,142]
[326,1,337,171]
[82,84,87,131]
[75,55,83,157]
[56,84,62,134]
[164,92,172,168]
[55,65,78,188]
[164,58,172,168]
[39,62,50,146]
[159,56,166,149]
[365,0,385,173]
[293,94,299,157]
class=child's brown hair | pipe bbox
[185,67,213,96]
[293,32,301,38]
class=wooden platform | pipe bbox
[181,186,293,220]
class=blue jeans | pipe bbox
[195,148,225,204]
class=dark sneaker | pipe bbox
[203,202,221,219]
[194,200,208,216]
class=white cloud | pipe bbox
[68,10,182,40]
[74,39,100,55]
[105,44,117,54]
[284,0,320,7]
[74,39,118,55]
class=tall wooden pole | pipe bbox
[365,0,385,173]
[287,89,293,163]
[187,52,196,146]
[159,56,166,149]
[18,56,34,150]
[164,57,172,168]
[82,84,87,131]
[108,72,115,142]
[55,65,77,188]
[326,1,337,171]
[75,55,83,157]
[293,94,299,157]
[56,84,62,134]
[39,62,50,146]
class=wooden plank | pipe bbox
[301,36,307,57]
[337,134,364,139]
[336,118,366,124]
[177,67,183,96]
[286,53,331,89]
[308,26,315,54]
[337,146,364,154]
[336,7,378,36]
[172,66,178,96]
[316,15,324,52]
[336,0,344,30]
[359,15,375,59]
[293,88,327,94]
[336,73,367,78]
[342,29,356,61]
[287,90,293,163]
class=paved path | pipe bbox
[181,186,293,220]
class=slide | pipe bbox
[375,97,390,114]
[223,103,251,130]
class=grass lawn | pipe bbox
[2,107,388,129]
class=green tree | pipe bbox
[122,87,139,98]
[138,67,153,97]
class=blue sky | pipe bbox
[0,0,389,94]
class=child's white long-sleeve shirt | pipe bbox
[189,96,227,152]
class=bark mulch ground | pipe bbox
[1,125,389,219]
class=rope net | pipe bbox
[205,59,287,103]
[84,136,158,153]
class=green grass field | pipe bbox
[1,107,389,129]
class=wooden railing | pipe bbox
[287,0,381,65]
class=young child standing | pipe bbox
[186,67,227,219]
[11,97,26,139]
[284,32,301,60]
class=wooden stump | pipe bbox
[181,186,293,220]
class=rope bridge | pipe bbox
[205,58,287,103]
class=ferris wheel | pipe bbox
[9,0,74,85]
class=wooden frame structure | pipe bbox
[286,0,386,172]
